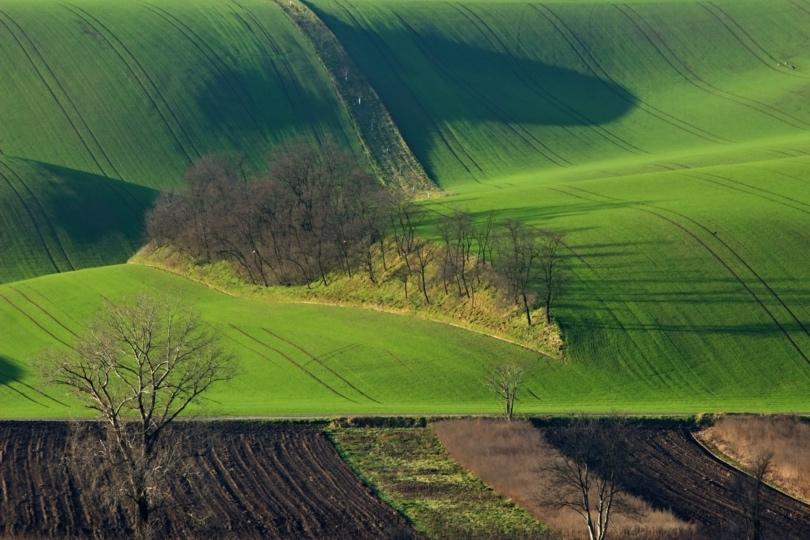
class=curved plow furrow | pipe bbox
[568,186,810,363]
[701,1,810,80]
[261,328,381,404]
[0,9,123,179]
[0,167,61,274]
[332,0,485,178]
[391,10,571,167]
[63,4,200,164]
[454,3,645,156]
[616,3,810,132]
[143,2,270,144]
[0,160,75,271]
[534,3,730,145]
[228,325,358,403]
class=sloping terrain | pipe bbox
[311,0,810,183]
[0,264,552,418]
[0,421,414,538]
[309,0,810,410]
[0,0,358,283]
[564,424,810,538]
[0,0,809,414]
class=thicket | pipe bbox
[147,142,565,327]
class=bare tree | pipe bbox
[538,231,565,324]
[413,239,434,304]
[486,363,524,421]
[732,451,773,540]
[39,295,234,538]
[543,419,634,540]
[495,220,539,326]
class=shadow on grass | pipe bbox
[312,5,638,177]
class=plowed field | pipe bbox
[0,421,414,539]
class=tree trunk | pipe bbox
[522,292,532,327]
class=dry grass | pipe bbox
[433,419,696,540]
[696,415,810,502]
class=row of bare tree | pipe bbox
[148,142,566,326]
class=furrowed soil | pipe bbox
[0,421,415,539]
[558,423,810,539]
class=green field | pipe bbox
[1,0,809,417]
[0,0,358,283]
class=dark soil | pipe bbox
[0,421,415,539]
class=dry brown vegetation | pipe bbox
[432,419,695,540]
[697,415,810,502]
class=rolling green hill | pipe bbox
[1,0,809,416]
[1,263,807,419]
[311,0,810,184]
[0,0,358,282]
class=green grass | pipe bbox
[329,427,547,538]
[0,0,358,282]
[2,0,810,416]
[1,263,808,419]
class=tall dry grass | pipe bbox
[697,415,810,502]
[432,419,696,540]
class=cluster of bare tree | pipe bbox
[386,204,565,327]
[148,141,390,287]
[149,143,566,326]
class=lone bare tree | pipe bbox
[538,231,565,324]
[543,419,634,540]
[487,363,524,421]
[732,451,773,540]
[40,295,234,538]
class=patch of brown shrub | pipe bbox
[697,415,810,502]
[433,419,696,539]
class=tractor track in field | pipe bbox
[0,9,124,180]
[0,160,75,271]
[63,4,201,163]
[228,2,324,146]
[0,12,111,179]
[453,3,645,156]
[687,170,810,216]
[331,0,485,179]
[563,185,810,362]
[143,3,271,144]
[700,2,810,81]
[228,325,359,403]
[0,422,414,538]
[790,0,810,18]
[8,286,80,339]
[390,10,571,167]
[0,292,76,351]
[533,3,729,145]
[549,191,707,393]
[0,168,61,274]
[261,328,381,404]
[616,3,810,132]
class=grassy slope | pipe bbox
[0,264,556,418]
[306,0,810,409]
[2,0,809,416]
[0,0,357,283]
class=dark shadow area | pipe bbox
[0,355,68,408]
[0,356,21,387]
[537,420,810,539]
[0,157,157,267]
[311,5,638,176]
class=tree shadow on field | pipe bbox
[0,355,69,409]
[2,157,157,254]
[312,6,639,177]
